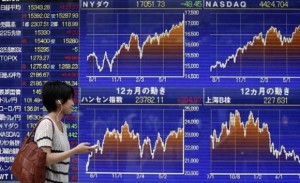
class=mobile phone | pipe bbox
[89,144,98,148]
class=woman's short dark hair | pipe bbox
[42,81,74,112]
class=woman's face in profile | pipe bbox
[62,98,74,114]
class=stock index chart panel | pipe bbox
[1,0,300,182]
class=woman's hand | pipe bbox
[73,142,96,154]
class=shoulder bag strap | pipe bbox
[25,117,55,144]
[42,116,55,135]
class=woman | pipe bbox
[34,81,95,182]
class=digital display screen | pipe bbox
[1,0,300,182]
